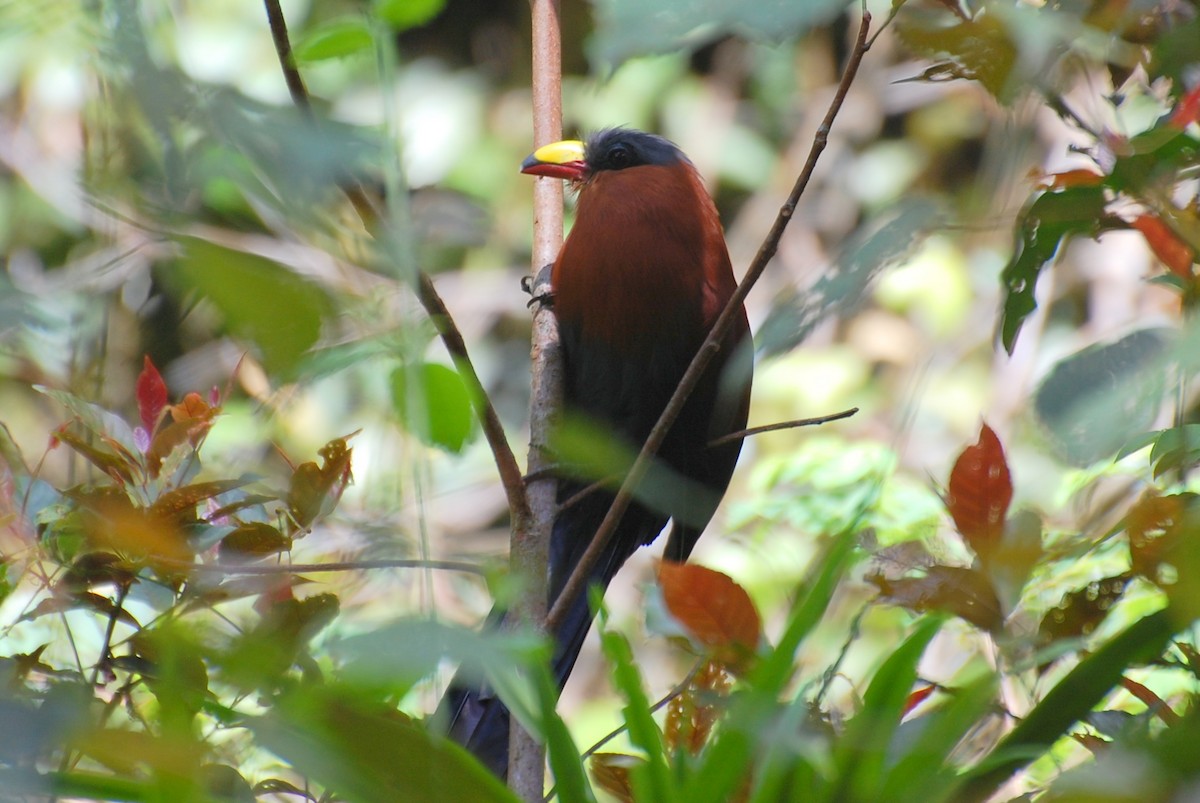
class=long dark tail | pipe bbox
[436,486,668,778]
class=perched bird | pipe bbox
[440,128,752,777]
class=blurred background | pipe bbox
[1,0,1194,794]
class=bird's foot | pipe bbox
[521,273,555,310]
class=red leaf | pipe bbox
[1131,214,1196,278]
[947,423,1012,562]
[135,356,168,435]
[1169,85,1200,130]
[903,684,937,716]
[658,562,761,669]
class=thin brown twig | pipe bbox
[708,407,860,447]
[258,3,529,524]
[262,0,311,116]
[544,11,874,634]
[164,557,490,576]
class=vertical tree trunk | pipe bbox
[509,0,563,797]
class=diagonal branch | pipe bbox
[260,1,529,523]
[544,11,874,634]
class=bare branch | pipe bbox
[262,0,311,116]
[544,12,874,635]
[511,0,564,793]
[169,558,490,576]
[708,407,859,447]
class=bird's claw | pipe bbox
[521,271,555,310]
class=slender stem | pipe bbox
[708,407,859,447]
[544,12,874,635]
[511,0,564,793]
[262,0,311,117]
[167,558,489,576]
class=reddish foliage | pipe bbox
[1119,676,1181,726]
[135,355,168,435]
[658,561,761,670]
[1126,493,1189,581]
[665,658,731,755]
[869,565,1004,632]
[589,753,640,802]
[145,392,220,477]
[1131,214,1196,278]
[947,423,1013,563]
[1169,85,1200,129]
[903,683,937,716]
[1035,168,1105,190]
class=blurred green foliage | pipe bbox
[0,0,1199,800]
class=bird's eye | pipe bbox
[607,144,633,169]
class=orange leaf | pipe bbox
[1035,168,1105,190]
[657,562,761,663]
[665,658,731,754]
[589,753,640,802]
[946,423,1012,562]
[1131,214,1196,278]
[146,393,220,477]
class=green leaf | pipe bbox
[880,674,999,803]
[0,768,152,801]
[999,186,1113,353]
[826,617,944,803]
[590,0,847,67]
[390,362,476,453]
[598,602,675,803]
[751,530,858,694]
[334,618,546,729]
[36,387,140,459]
[252,684,517,803]
[960,608,1179,802]
[294,18,373,62]
[374,0,446,30]
[1033,328,1170,466]
[744,697,821,803]
[535,665,596,803]
[685,533,859,803]
[169,237,332,377]
[759,198,941,355]
[1147,424,1200,479]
